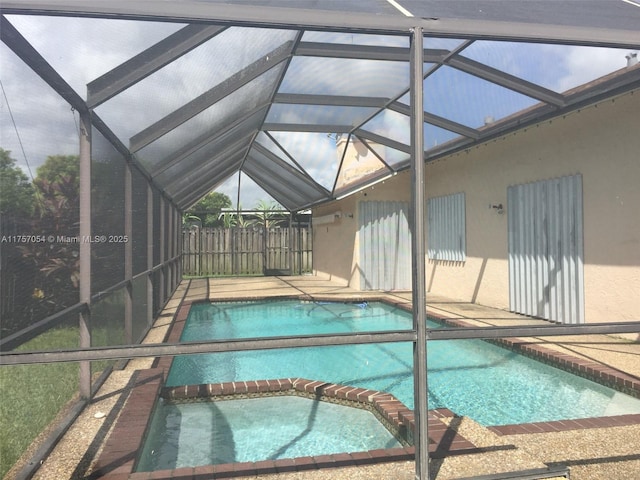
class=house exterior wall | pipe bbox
[312,174,411,288]
[312,194,358,286]
[312,89,640,325]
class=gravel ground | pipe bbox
[502,425,640,480]
[8,278,639,480]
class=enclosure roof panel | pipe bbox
[2,1,639,211]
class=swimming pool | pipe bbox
[136,395,403,471]
[167,300,640,426]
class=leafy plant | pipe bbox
[220,205,251,228]
[251,200,284,228]
[184,191,232,227]
[18,172,79,323]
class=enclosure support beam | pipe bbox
[171,204,180,292]
[170,205,175,291]
[166,202,173,299]
[4,321,640,366]
[146,184,154,326]
[1,331,418,365]
[353,129,412,154]
[446,56,565,107]
[159,196,166,306]
[273,93,391,108]
[175,206,179,288]
[234,174,241,275]
[78,111,92,399]
[288,212,293,275]
[388,102,481,140]
[262,123,353,134]
[172,205,178,291]
[124,162,133,343]
[178,205,183,285]
[410,26,429,480]
[294,42,441,62]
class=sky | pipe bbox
[0,13,636,209]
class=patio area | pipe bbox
[17,276,640,480]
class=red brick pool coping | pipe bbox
[91,373,477,480]
[159,377,478,453]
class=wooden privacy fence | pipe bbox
[182,226,312,276]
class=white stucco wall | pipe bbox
[312,174,411,288]
[313,89,640,325]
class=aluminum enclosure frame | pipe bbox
[3,0,640,48]
[2,3,640,480]
[4,321,640,367]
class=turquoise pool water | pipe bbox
[137,396,402,471]
[167,300,640,426]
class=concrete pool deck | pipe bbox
[25,276,640,480]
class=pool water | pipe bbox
[136,396,402,471]
[167,300,640,426]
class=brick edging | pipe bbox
[489,413,640,436]
[93,375,476,479]
[90,369,164,479]
[162,378,415,445]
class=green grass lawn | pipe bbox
[0,327,80,479]
[0,322,123,479]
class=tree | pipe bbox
[0,149,36,335]
[0,148,34,218]
[184,191,232,227]
[17,155,80,325]
[35,154,79,187]
[0,152,79,334]
[30,154,79,227]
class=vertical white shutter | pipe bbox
[427,192,466,262]
[359,201,411,290]
[508,174,584,324]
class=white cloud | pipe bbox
[554,46,632,92]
